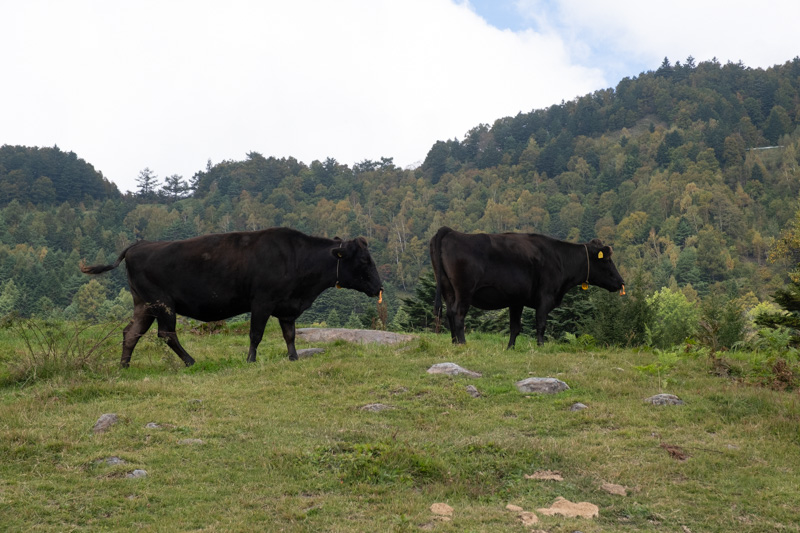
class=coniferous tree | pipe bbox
[135,167,159,199]
[755,267,800,345]
[162,174,190,200]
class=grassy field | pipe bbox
[1,320,799,532]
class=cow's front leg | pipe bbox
[507,305,523,349]
[247,310,270,362]
[279,318,298,361]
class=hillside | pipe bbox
[0,57,799,343]
[1,324,799,530]
[0,145,120,205]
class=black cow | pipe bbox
[81,227,382,367]
[429,226,624,348]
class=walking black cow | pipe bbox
[429,226,624,348]
[81,227,382,367]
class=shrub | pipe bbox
[646,287,699,348]
[4,318,120,385]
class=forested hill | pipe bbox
[0,145,120,205]
[420,56,800,181]
[1,57,800,325]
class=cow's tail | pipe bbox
[430,226,453,334]
[80,243,137,275]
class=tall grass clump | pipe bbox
[1,317,121,385]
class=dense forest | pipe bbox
[2,56,800,347]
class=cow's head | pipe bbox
[585,239,625,292]
[332,237,383,297]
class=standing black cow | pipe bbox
[81,227,382,367]
[429,226,624,348]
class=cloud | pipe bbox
[1,0,605,192]
[516,0,800,80]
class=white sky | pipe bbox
[1,0,798,193]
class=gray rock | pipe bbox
[516,377,570,394]
[127,469,148,478]
[93,413,119,433]
[465,385,481,398]
[645,393,685,406]
[427,362,482,378]
[297,328,415,345]
[570,402,588,411]
[95,456,126,465]
[360,403,394,412]
[296,348,325,359]
[145,422,162,429]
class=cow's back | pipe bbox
[123,229,312,321]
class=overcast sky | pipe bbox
[2,0,798,194]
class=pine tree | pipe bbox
[135,168,158,199]
[755,266,800,345]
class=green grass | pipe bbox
[1,320,799,532]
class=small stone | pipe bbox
[465,385,481,398]
[515,377,569,394]
[427,362,482,378]
[360,403,394,412]
[645,393,685,406]
[93,413,119,433]
[430,503,453,516]
[296,348,325,359]
[95,456,126,465]
[537,497,599,519]
[145,422,162,429]
[601,482,627,496]
[570,402,588,411]
[127,469,148,478]
[505,504,524,512]
[178,438,205,445]
[525,470,563,481]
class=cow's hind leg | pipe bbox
[121,306,155,368]
[447,298,470,344]
[279,318,299,361]
[155,310,195,367]
[247,310,270,363]
[507,305,523,349]
[534,308,549,346]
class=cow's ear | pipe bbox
[356,237,368,248]
[332,247,348,259]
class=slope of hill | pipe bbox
[1,57,799,333]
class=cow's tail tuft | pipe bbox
[430,227,453,334]
[80,243,137,275]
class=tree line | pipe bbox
[1,56,800,349]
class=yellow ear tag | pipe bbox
[620,284,626,295]
[581,282,588,290]
[598,251,604,259]
[336,282,342,289]
[378,290,383,304]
